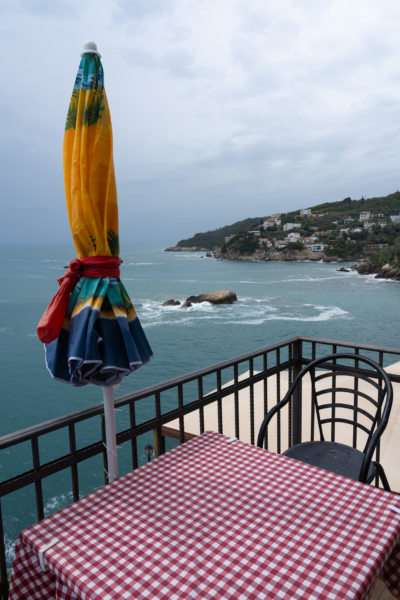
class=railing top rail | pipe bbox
[299,336,400,357]
[116,336,298,402]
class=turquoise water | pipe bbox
[1,243,400,435]
[1,243,400,563]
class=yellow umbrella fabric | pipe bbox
[64,44,119,259]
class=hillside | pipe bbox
[166,191,400,268]
[168,217,265,250]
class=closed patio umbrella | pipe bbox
[37,41,152,482]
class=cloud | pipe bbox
[1,0,400,245]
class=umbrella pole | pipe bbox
[102,386,118,483]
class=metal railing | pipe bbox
[1,336,400,599]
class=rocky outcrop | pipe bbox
[162,290,238,308]
[214,246,330,262]
[352,262,400,280]
[165,246,210,252]
[186,290,238,304]
[162,299,181,306]
[180,301,192,309]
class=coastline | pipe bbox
[353,261,400,281]
[165,245,400,281]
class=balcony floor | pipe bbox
[370,578,397,599]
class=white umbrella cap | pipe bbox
[81,41,101,58]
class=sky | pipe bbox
[2,0,400,247]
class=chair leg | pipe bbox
[373,462,391,492]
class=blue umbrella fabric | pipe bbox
[44,273,152,387]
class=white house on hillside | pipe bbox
[300,208,311,216]
[302,236,317,245]
[259,238,273,247]
[262,219,276,229]
[285,232,301,243]
[283,222,301,232]
[360,211,371,221]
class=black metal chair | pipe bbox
[257,353,393,490]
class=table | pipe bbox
[9,431,400,599]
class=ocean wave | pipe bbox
[222,306,349,325]
[282,275,348,283]
[142,299,223,312]
[227,319,267,325]
[4,534,16,565]
[364,273,396,284]
[44,492,73,513]
[272,306,349,322]
[240,297,278,308]
[236,275,345,284]
[139,297,349,328]
[144,315,226,328]
[126,262,159,266]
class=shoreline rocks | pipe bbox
[213,247,346,262]
[165,246,210,252]
[352,262,400,280]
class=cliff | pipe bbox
[214,246,339,262]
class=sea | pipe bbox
[1,242,400,565]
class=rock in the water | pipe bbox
[180,301,192,309]
[355,262,377,275]
[162,299,181,306]
[186,290,238,305]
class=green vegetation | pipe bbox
[173,191,400,264]
[286,241,305,251]
[176,217,264,249]
[221,235,259,254]
[283,191,400,220]
[371,235,400,269]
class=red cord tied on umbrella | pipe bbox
[37,256,121,344]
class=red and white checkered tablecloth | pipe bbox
[9,431,400,600]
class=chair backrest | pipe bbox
[302,353,393,479]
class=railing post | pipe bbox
[292,339,303,446]
[0,501,8,600]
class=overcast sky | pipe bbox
[2,0,400,246]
